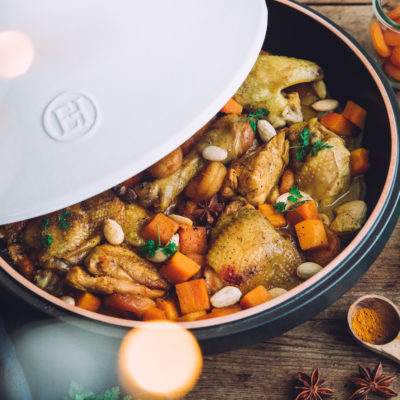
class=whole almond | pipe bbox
[104,219,124,245]
[202,146,228,162]
[312,99,339,112]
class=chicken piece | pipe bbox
[62,235,101,265]
[66,266,165,298]
[330,200,367,235]
[21,191,125,265]
[220,131,289,205]
[207,209,302,293]
[233,55,323,127]
[123,203,152,247]
[204,266,224,295]
[85,244,169,290]
[135,114,254,211]
[8,244,36,279]
[0,221,28,245]
[286,118,351,209]
[211,197,254,241]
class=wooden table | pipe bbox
[188,1,400,398]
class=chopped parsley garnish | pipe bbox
[290,128,333,162]
[162,241,178,256]
[64,381,131,400]
[40,216,53,249]
[58,209,72,230]
[312,140,333,155]
[273,185,310,216]
[240,108,269,132]
[137,224,177,259]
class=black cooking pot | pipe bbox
[1,0,399,355]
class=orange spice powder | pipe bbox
[351,307,385,343]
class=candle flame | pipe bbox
[118,321,203,400]
[0,30,35,79]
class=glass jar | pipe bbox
[370,0,400,88]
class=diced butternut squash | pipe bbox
[350,148,370,176]
[196,305,242,320]
[258,204,287,228]
[184,253,207,268]
[240,285,272,309]
[370,21,391,58]
[176,310,207,322]
[342,101,367,130]
[104,293,155,317]
[384,62,400,81]
[76,292,101,312]
[220,98,243,114]
[142,307,167,321]
[156,298,179,321]
[279,169,295,195]
[383,29,400,46]
[140,213,179,245]
[321,113,358,136]
[287,200,319,226]
[178,225,208,254]
[182,200,198,221]
[306,228,341,266]
[387,5,400,20]
[175,279,210,314]
[295,219,328,251]
[160,252,201,284]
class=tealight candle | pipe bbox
[118,321,202,400]
[0,30,35,79]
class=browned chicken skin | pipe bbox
[286,118,351,209]
[207,208,303,293]
[85,244,169,290]
[65,266,165,298]
[221,131,289,205]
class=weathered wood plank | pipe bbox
[309,5,373,48]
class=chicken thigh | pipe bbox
[207,208,302,293]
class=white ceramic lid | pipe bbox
[0,0,267,225]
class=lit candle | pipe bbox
[0,30,35,79]
[118,321,202,399]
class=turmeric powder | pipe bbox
[352,308,384,343]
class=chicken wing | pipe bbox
[85,244,169,290]
[233,55,323,127]
[207,208,302,293]
[21,191,126,265]
[66,266,165,298]
[135,114,254,211]
[220,131,289,205]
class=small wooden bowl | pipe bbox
[347,295,400,363]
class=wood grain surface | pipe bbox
[188,3,400,399]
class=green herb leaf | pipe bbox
[311,140,333,156]
[156,224,161,247]
[273,201,286,214]
[250,119,257,132]
[41,216,50,230]
[40,233,53,249]
[289,185,303,200]
[162,241,178,256]
[137,240,158,258]
[58,209,72,230]
[64,382,131,400]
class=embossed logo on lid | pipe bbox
[43,91,98,142]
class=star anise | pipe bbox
[192,195,224,225]
[349,363,397,399]
[112,184,137,203]
[295,368,334,400]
